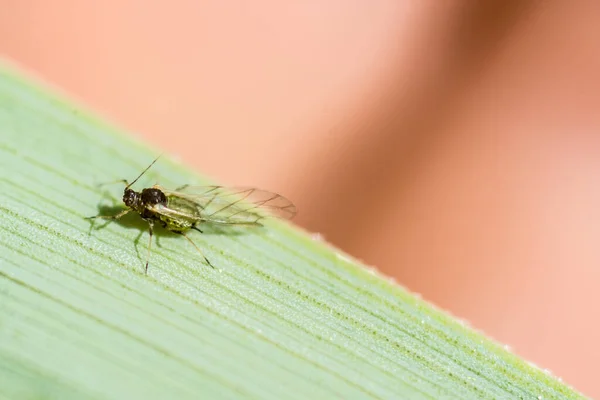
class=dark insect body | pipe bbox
[88,156,296,274]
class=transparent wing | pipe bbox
[150,202,200,221]
[160,185,297,225]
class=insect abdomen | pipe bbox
[159,215,194,231]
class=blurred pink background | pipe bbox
[2,1,599,396]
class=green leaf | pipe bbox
[0,61,585,400]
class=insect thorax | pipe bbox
[141,188,167,206]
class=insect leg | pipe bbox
[175,184,190,191]
[86,209,131,236]
[178,231,215,269]
[145,220,155,274]
[87,209,131,221]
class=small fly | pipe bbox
[88,156,297,274]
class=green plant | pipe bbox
[0,62,585,399]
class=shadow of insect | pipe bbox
[86,203,256,272]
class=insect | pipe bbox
[88,156,297,274]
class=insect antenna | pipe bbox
[126,154,162,190]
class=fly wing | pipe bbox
[162,185,296,225]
